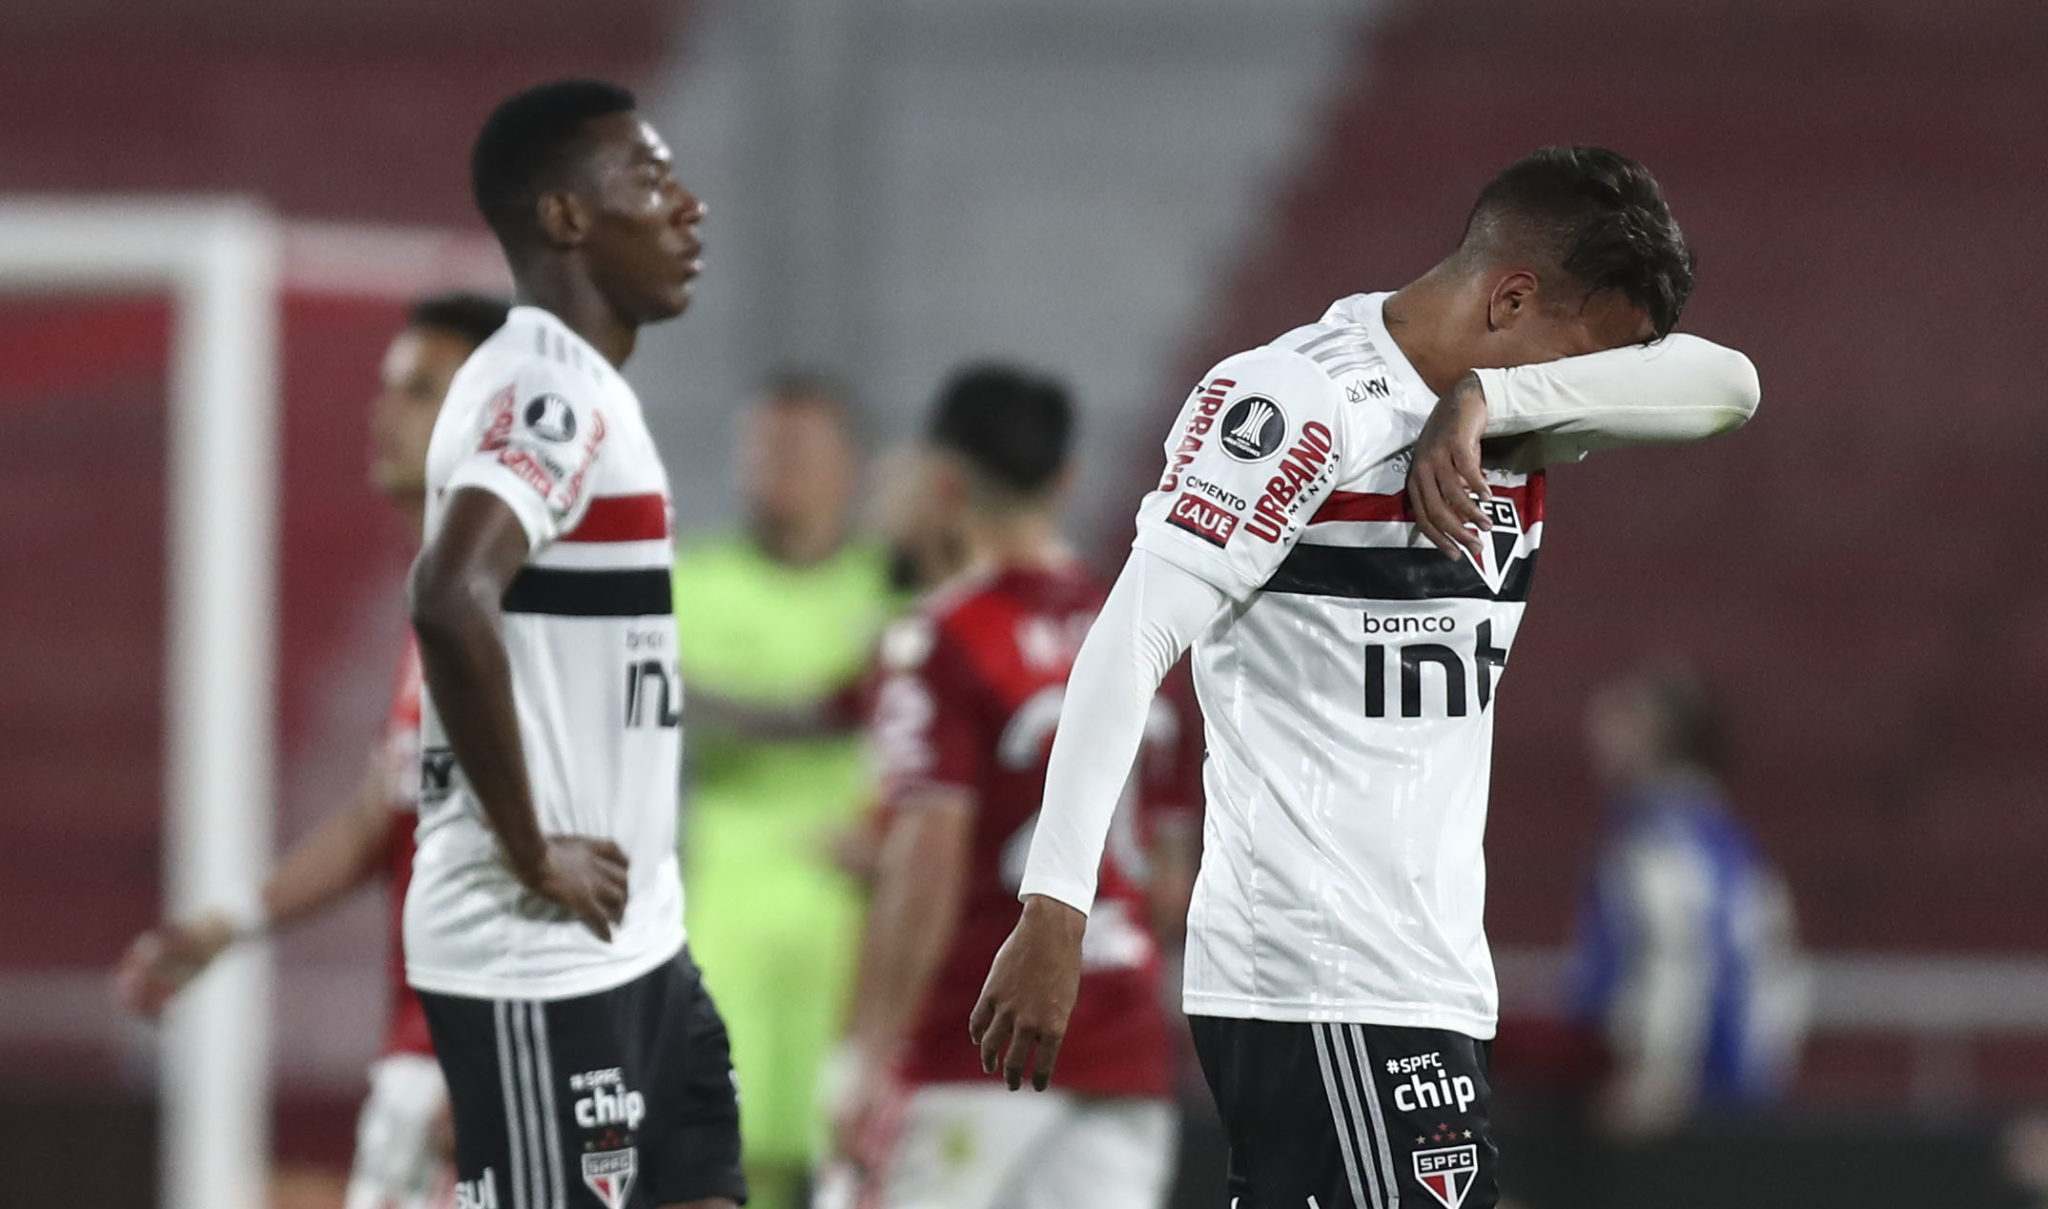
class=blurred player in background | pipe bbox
[671,374,899,1209]
[1571,660,1806,1138]
[824,365,1198,1209]
[974,147,1763,1209]
[404,80,744,1209]
[113,291,510,1209]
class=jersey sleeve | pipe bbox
[443,360,610,550]
[1130,346,1362,599]
[868,614,985,804]
[1475,333,1759,470]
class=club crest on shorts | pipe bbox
[580,1146,638,1209]
[1465,493,1526,595]
[1219,395,1286,461]
[1412,1143,1479,1209]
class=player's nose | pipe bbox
[670,187,706,231]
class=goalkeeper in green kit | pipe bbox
[671,374,906,1209]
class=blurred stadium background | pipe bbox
[3,0,2045,1205]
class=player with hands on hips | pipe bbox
[404,80,745,1209]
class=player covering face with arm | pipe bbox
[973,143,1755,1209]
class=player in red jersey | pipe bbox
[821,365,1199,1209]
[114,293,509,1209]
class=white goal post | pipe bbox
[0,197,506,1209]
[0,197,282,1209]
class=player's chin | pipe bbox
[646,280,695,321]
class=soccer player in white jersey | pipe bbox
[404,81,743,1209]
[970,147,1762,1209]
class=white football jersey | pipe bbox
[406,305,685,1001]
[1134,292,1564,1038]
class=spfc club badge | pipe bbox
[580,1146,638,1209]
[1412,1143,1479,1209]
[1465,494,1527,594]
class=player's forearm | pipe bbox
[1473,333,1760,448]
[410,583,548,883]
[682,685,849,742]
[260,770,390,928]
[1018,551,1222,914]
[846,799,970,1058]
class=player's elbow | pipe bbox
[1698,344,1761,433]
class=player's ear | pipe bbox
[1485,270,1540,332]
[535,190,591,249]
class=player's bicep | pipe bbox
[409,488,532,626]
[443,367,609,550]
[1132,348,1350,597]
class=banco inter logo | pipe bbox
[1219,395,1286,462]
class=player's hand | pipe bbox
[821,1041,900,1170]
[112,914,237,1016]
[529,836,629,941]
[1407,372,1492,561]
[968,894,1085,1092]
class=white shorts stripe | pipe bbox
[528,1002,567,1207]
[1346,1024,1404,1204]
[492,1001,529,1209]
[1312,1023,1378,1209]
[509,1002,550,1209]
[1327,1023,1392,1209]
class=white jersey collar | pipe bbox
[1350,290,1436,402]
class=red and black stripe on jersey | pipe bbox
[499,492,673,617]
[1261,474,1545,603]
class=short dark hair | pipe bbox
[408,292,510,349]
[755,367,867,443]
[1463,146,1695,339]
[1639,661,1727,775]
[471,80,638,245]
[926,363,1073,497]
[760,367,850,410]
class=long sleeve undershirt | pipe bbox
[1018,334,1760,915]
[1478,334,1760,467]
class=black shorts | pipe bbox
[419,948,746,1209]
[1190,1016,1497,1209]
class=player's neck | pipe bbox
[962,511,1070,574]
[513,261,637,368]
[1383,268,1483,397]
